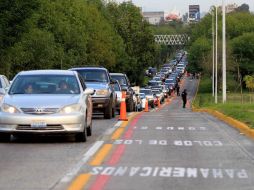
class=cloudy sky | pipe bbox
[114,0,254,14]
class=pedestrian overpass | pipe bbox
[154,34,190,46]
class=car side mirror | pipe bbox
[84,88,95,95]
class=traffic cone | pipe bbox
[119,91,128,121]
[157,97,161,108]
[171,90,175,97]
[144,98,149,112]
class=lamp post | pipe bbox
[212,7,215,97]
[222,0,227,103]
[215,6,218,104]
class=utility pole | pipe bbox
[215,6,218,104]
[212,7,215,97]
[222,0,227,103]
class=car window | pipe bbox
[113,83,120,91]
[111,75,127,86]
[77,70,109,83]
[78,74,86,91]
[9,75,80,94]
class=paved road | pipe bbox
[62,76,254,190]
[1,77,254,190]
[0,114,119,190]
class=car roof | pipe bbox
[70,67,108,71]
[110,73,125,76]
[18,70,77,76]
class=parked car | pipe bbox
[140,88,155,108]
[112,80,122,112]
[110,73,135,112]
[0,70,94,142]
[137,93,146,111]
[70,67,116,119]
[0,75,10,103]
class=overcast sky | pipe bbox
[114,0,254,14]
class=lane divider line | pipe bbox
[67,174,91,190]
[89,175,110,190]
[111,128,125,140]
[89,144,113,166]
[61,141,104,183]
[107,144,126,165]
[66,112,138,190]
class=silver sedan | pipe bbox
[0,70,94,142]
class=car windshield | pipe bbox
[9,75,80,95]
[78,70,109,83]
[140,89,153,95]
[113,83,121,91]
[111,75,127,86]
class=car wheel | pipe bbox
[127,99,134,112]
[75,123,87,142]
[112,106,116,118]
[86,119,92,136]
[0,133,10,142]
[104,100,113,119]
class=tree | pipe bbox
[243,75,254,102]
[231,32,254,76]
[235,3,249,12]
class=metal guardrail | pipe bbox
[154,34,190,45]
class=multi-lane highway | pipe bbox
[1,77,254,190]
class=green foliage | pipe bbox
[0,0,158,85]
[188,37,211,73]
[243,75,254,91]
[231,32,254,76]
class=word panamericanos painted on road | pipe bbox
[136,126,207,131]
[113,140,223,147]
[91,166,248,179]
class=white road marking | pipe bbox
[60,119,122,183]
[91,166,249,179]
[60,140,104,183]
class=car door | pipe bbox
[78,74,93,126]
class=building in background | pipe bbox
[189,5,200,23]
[165,7,181,22]
[182,12,188,23]
[226,3,238,13]
[143,11,164,25]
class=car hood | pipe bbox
[3,94,80,108]
[86,82,108,90]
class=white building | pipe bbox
[143,12,164,25]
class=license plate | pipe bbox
[31,122,47,128]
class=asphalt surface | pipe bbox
[1,76,254,190]
[0,114,119,190]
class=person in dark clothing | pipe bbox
[176,83,180,96]
[181,89,187,108]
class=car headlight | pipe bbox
[60,104,81,114]
[96,89,109,96]
[1,103,20,114]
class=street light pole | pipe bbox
[215,6,218,104]
[212,7,215,97]
[222,0,227,103]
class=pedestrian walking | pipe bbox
[176,83,180,96]
[181,89,187,108]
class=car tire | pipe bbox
[112,106,116,118]
[86,119,92,136]
[127,99,134,112]
[0,133,10,142]
[104,99,113,119]
[75,123,87,142]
